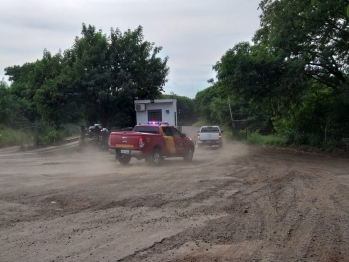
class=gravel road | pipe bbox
[1,127,349,262]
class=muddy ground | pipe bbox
[1,128,349,262]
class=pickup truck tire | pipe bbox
[150,149,162,166]
[118,154,131,165]
[183,147,194,162]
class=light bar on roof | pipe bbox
[147,121,169,125]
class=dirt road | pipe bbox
[1,132,349,262]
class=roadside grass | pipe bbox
[192,121,210,127]
[223,130,287,146]
[193,121,346,154]
[0,125,33,147]
[247,132,287,146]
[0,123,81,148]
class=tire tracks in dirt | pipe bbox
[1,144,349,261]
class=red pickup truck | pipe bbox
[108,122,195,166]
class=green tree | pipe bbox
[195,85,221,124]
[70,24,169,127]
[213,42,308,115]
[191,1,349,145]
[255,0,349,92]
[194,83,273,133]
[161,94,196,125]
[5,24,170,129]
[253,0,349,140]
[68,24,111,126]
[5,50,68,127]
[32,50,84,127]
[0,79,10,125]
[0,79,35,129]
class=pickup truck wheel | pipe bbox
[151,149,162,166]
[118,154,131,165]
[183,147,194,162]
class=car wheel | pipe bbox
[183,147,194,162]
[118,154,131,165]
[151,148,162,166]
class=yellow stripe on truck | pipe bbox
[159,127,176,154]
[165,136,176,154]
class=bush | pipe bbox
[0,125,33,147]
[61,123,81,137]
[322,138,339,148]
[308,133,323,147]
[285,130,295,144]
[38,123,80,145]
[284,130,343,148]
[233,129,249,141]
[39,130,63,145]
[223,130,233,140]
[285,130,309,145]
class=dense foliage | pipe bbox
[2,1,349,148]
[195,0,349,147]
[4,24,169,130]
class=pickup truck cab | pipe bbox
[197,126,223,148]
[109,122,195,166]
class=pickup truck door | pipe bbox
[170,127,186,155]
[161,127,176,155]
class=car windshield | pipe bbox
[201,127,220,132]
[133,126,160,134]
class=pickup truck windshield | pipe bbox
[200,127,220,133]
[133,126,160,134]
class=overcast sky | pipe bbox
[0,0,261,98]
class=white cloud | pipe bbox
[0,0,261,98]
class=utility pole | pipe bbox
[228,98,235,138]
[34,116,39,147]
[20,128,23,149]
